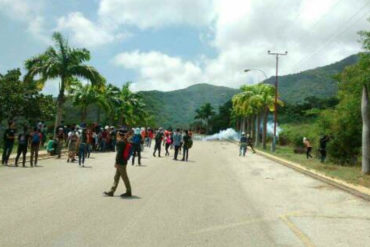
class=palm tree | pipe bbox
[195,103,215,134]
[70,83,109,122]
[25,32,105,135]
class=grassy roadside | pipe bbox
[256,145,370,189]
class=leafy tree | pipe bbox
[0,68,55,125]
[24,32,105,136]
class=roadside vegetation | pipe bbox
[0,32,153,151]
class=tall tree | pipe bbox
[358,27,370,173]
[25,32,105,136]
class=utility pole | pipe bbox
[268,50,287,152]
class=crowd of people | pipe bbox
[1,120,194,198]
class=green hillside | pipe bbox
[264,54,359,103]
[137,84,240,128]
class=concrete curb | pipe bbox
[228,140,370,201]
[4,150,68,166]
[256,149,370,201]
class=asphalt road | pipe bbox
[0,141,369,247]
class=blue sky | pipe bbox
[0,0,369,95]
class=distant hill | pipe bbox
[138,84,240,128]
[264,54,359,103]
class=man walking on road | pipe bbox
[239,132,247,157]
[182,130,192,162]
[153,128,164,157]
[15,126,30,167]
[104,129,132,198]
[173,129,182,160]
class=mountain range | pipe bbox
[139,54,359,127]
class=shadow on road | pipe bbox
[121,195,141,200]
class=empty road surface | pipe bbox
[0,141,369,247]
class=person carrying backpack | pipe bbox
[153,128,164,157]
[15,126,30,167]
[30,127,42,167]
[131,128,142,166]
[104,129,132,198]
[182,130,192,162]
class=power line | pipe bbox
[292,0,370,72]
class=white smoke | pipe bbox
[203,128,240,141]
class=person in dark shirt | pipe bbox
[15,126,30,167]
[319,135,330,163]
[240,132,247,157]
[247,134,256,153]
[104,129,132,198]
[153,128,164,157]
[182,130,191,162]
[2,121,16,166]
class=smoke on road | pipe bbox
[203,128,239,141]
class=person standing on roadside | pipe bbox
[239,132,247,157]
[131,128,142,166]
[15,126,30,167]
[173,129,182,160]
[319,135,330,163]
[182,130,192,162]
[2,121,16,166]
[153,128,164,157]
[303,137,313,159]
[30,127,42,167]
[104,129,132,198]
[246,134,256,153]
[56,127,65,159]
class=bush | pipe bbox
[279,123,319,149]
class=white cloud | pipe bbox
[114,51,205,91]
[98,0,215,29]
[112,0,370,91]
[0,0,49,42]
[56,12,130,48]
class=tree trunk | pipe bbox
[53,79,65,138]
[241,117,245,132]
[97,107,101,123]
[262,108,269,150]
[251,115,255,141]
[81,106,87,123]
[361,84,370,174]
[255,112,261,147]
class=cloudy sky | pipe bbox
[0,0,369,94]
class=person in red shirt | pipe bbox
[147,128,154,148]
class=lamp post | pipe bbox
[268,50,287,152]
[244,69,268,80]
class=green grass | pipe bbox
[256,144,370,188]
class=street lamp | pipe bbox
[244,69,268,80]
[268,50,288,152]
